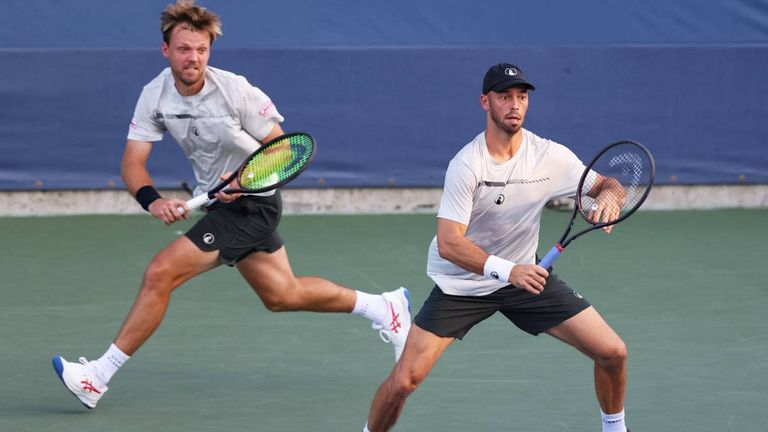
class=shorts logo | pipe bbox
[573,290,583,299]
[495,194,505,205]
[203,233,215,245]
[490,271,499,279]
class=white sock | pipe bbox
[601,409,626,432]
[363,421,371,432]
[92,343,130,383]
[352,291,388,325]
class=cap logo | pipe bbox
[504,68,518,76]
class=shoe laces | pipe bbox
[78,357,90,365]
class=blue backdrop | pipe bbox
[1,1,767,189]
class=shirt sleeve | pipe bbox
[437,157,477,226]
[126,88,165,142]
[237,78,285,141]
[548,143,586,199]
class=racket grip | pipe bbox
[538,245,564,269]
[178,193,211,214]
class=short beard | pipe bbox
[490,109,521,135]
[174,66,203,87]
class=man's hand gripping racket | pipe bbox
[177,132,316,214]
[538,140,655,269]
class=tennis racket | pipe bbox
[178,131,316,213]
[538,140,655,269]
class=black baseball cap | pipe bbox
[482,63,535,94]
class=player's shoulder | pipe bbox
[449,132,483,164]
[206,66,252,87]
[454,132,485,159]
[206,66,271,106]
[524,128,555,147]
[139,68,171,92]
[523,129,571,154]
[133,68,171,106]
[445,132,485,176]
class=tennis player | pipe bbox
[52,0,410,410]
[362,63,629,432]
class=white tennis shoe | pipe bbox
[373,287,412,362]
[52,355,108,409]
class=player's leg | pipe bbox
[224,193,410,357]
[236,246,412,360]
[237,245,356,312]
[500,273,627,431]
[365,324,454,432]
[546,306,627,428]
[364,286,500,431]
[114,235,222,354]
[53,235,221,408]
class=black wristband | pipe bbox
[135,185,162,211]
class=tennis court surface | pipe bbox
[1,209,766,431]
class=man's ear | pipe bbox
[161,42,169,59]
[480,94,490,112]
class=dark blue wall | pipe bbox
[4,1,767,48]
[2,1,767,190]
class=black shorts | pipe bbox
[185,192,284,265]
[414,273,591,339]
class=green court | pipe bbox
[1,209,766,431]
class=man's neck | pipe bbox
[484,127,523,162]
[174,77,205,97]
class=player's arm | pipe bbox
[261,122,285,143]
[121,139,187,224]
[436,218,548,295]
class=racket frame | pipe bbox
[538,140,655,268]
[180,131,316,213]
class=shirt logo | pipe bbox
[130,119,138,129]
[495,194,505,205]
[259,101,275,117]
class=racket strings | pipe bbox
[578,145,653,224]
[238,135,314,190]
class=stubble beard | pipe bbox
[490,109,522,136]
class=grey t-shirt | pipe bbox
[426,129,586,296]
[127,66,284,197]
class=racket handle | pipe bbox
[538,244,564,269]
[177,193,212,214]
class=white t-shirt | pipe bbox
[127,66,284,197]
[426,129,586,296]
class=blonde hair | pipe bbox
[161,0,222,44]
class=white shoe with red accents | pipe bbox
[373,287,412,362]
[52,355,108,409]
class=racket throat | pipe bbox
[538,243,565,269]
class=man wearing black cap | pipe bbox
[362,63,629,432]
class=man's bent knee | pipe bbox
[390,368,426,399]
[261,295,293,312]
[259,289,302,312]
[143,260,172,286]
[596,340,627,370]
